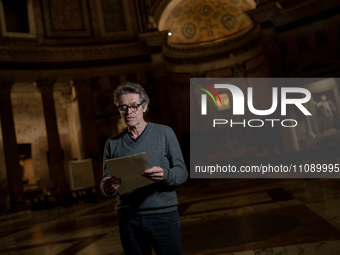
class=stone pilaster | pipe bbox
[36,79,68,193]
[0,79,26,212]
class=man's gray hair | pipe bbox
[113,81,150,107]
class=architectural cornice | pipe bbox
[0,42,149,62]
[166,44,263,73]
[138,30,169,47]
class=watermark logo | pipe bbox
[196,82,223,115]
[195,82,312,128]
[199,84,312,116]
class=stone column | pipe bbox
[36,79,68,193]
[0,79,26,212]
[73,78,101,184]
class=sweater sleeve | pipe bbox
[162,128,189,185]
[99,140,117,197]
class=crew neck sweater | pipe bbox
[100,122,188,214]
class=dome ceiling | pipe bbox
[163,0,255,44]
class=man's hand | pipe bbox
[103,176,122,193]
[141,166,164,182]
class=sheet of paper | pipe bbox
[104,152,153,194]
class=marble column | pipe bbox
[36,79,68,193]
[73,78,101,184]
[0,79,26,212]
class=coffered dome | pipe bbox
[162,0,255,44]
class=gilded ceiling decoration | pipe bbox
[163,0,255,44]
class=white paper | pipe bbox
[104,152,153,194]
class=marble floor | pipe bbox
[1,178,340,255]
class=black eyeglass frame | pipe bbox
[117,102,144,112]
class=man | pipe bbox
[99,81,188,255]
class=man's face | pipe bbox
[118,93,148,128]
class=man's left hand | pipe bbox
[141,166,164,182]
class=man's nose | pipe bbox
[127,107,133,114]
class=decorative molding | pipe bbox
[138,30,168,47]
[41,0,92,37]
[166,43,263,73]
[0,42,149,62]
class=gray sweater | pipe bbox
[99,122,188,214]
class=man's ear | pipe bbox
[143,103,149,112]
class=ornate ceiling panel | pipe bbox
[163,0,255,44]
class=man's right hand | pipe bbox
[103,176,122,193]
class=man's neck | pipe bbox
[128,120,148,139]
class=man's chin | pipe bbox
[125,120,136,127]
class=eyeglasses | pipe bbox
[117,103,143,113]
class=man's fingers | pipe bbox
[103,176,115,180]
[143,170,161,174]
[140,167,164,182]
[141,173,163,179]
[144,173,163,177]
[105,179,122,192]
[103,178,121,191]
[142,171,161,175]
[103,177,121,183]
[143,167,162,174]
[112,182,121,188]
